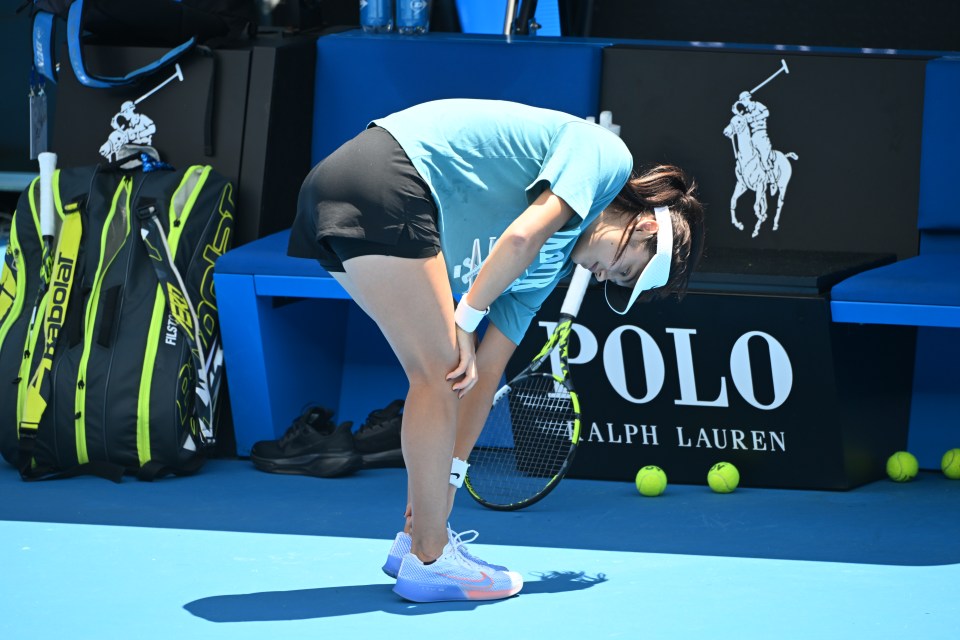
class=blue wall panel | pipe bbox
[312,31,610,164]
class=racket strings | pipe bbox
[468,373,577,507]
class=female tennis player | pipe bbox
[287,98,705,603]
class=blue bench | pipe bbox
[831,58,960,328]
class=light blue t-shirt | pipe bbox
[374,99,633,344]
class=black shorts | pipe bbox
[287,125,441,273]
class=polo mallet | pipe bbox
[134,63,184,105]
[750,59,789,95]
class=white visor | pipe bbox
[604,206,673,315]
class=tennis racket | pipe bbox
[465,264,592,511]
[28,152,58,330]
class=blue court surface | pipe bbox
[1,459,958,639]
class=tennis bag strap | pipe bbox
[136,200,220,449]
[17,202,81,474]
[32,0,194,88]
[16,202,122,482]
[31,0,257,88]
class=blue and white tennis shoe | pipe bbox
[382,527,509,578]
[393,542,523,603]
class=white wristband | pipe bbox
[450,457,470,488]
[454,299,489,333]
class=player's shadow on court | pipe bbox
[184,570,608,621]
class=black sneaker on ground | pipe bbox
[354,399,405,469]
[250,406,362,478]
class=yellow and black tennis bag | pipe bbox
[0,161,234,480]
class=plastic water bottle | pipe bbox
[360,0,394,33]
[598,111,622,137]
[396,0,431,34]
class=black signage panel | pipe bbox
[509,285,916,490]
[600,47,928,259]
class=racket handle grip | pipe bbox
[38,152,58,239]
[560,265,592,318]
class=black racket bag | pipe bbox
[0,161,234,480]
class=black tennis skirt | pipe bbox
[287,125,441,273]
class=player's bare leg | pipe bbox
[332,252,458,563]
[447,324,517,516]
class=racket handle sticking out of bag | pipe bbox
[31,152,58,323]
[38,153,58,242]
[465,265,593,511]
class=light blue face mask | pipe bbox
[605,206,673,315]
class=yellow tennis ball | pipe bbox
[941,448,960,480]
[707,462,739,493]
[635,465,667,497]
[886,451,919,482]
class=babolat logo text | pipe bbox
[166,283,194,335]
[165,314,179,346]
[44,256,75,359]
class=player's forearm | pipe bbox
[462,189,573,311]
[462,232,542,311]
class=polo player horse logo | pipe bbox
[723,60,798,238]
[98,64,184,162]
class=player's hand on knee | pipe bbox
[447,326,479,399]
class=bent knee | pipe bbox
[404,359,457,392]
[403,342,459,383]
